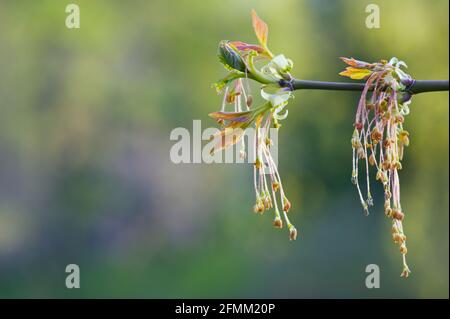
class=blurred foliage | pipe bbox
[0,0,448,298]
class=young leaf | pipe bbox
[340,57,373,69]
[209,126,245,155]
[339,67,372,80]
[251,9,268,47]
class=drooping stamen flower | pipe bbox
[340,56,413,278]
[210,10,298,240]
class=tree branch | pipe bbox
[290,79,449,95]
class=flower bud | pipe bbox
[384,190,391,199]
[371,128,382,144]
[385,207,392,217]
[354,122,363,131]
[392,210,404,221]
[382,161,391,171]
[401,267,411,278]
[289,225,297,241]
[272,182,280,192]
[376,170,382,181]
[255,157,262,169]
[357,147,365,159]
[400,244,407,255]
[392,224,399,234]
[283,197,291,212]
[257,204,265,214]
[380,99,388,112]
[399,130,410,146]
[273,217,283,228]
[226,91,236,104]
[366,103,374,110]
[393,233,404,244]
[395,114,404,123]
[264,196,272,209]
[383,139,393,148]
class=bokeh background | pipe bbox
[0,0,448,298]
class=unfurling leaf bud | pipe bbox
[218,41,247,72]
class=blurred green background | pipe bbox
[0,0,448,298]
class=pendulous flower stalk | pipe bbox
[210,10,297,240]
[340,57,413,278]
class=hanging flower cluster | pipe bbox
[340,57,413,278]
[210,10,297,240]
[210,10,422,278]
